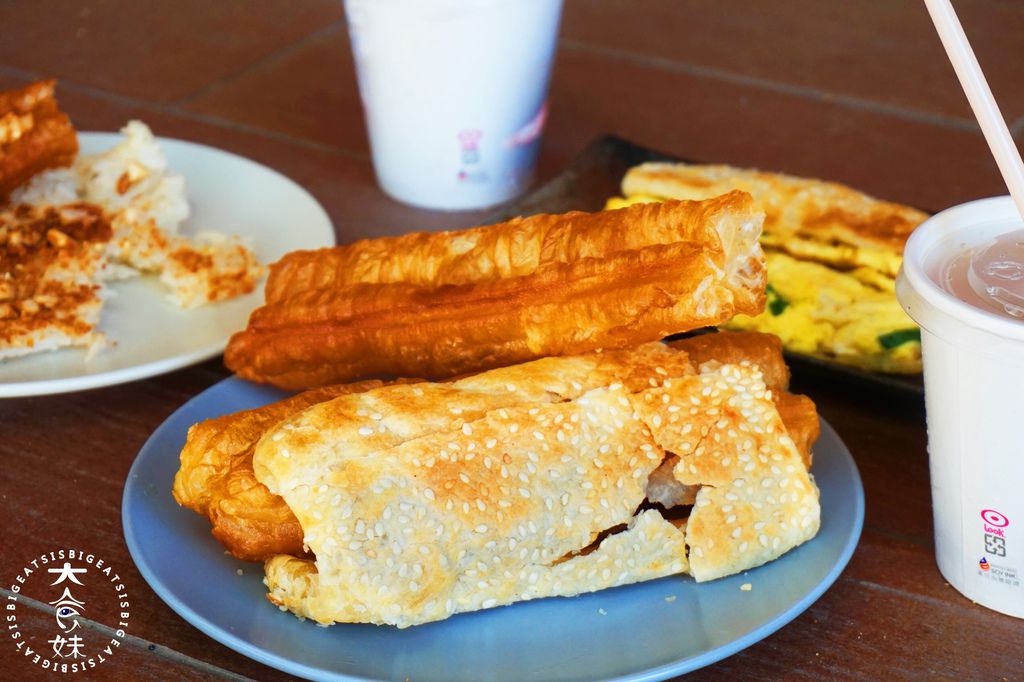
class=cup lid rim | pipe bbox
[901,196,1024,341]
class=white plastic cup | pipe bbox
[897,196,1024,619]
[343,0,563,211]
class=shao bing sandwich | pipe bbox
[178,333,820,628]
[608,162,928,373]
[176,194,824,628]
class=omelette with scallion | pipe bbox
[606,163,926,373]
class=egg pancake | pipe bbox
[725,252,921,373]
[614,162,926,277]
[606,162,925,374]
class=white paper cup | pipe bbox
[344,0,563,211]
[897,196,1024,618]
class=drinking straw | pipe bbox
[924,0,1024,219]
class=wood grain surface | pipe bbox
[2,1,1023,680]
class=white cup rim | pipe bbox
[901,195,1024,341]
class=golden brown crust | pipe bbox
[0,80,77,202]
[774,392,819,470]
[176,333,819,563]
[642,364,820,582]
[172,380,394,560]
[260,385,679,627]
[622,163,925,253]
[180,344,694,560]
[667,331,789,391]
[266,192,755,299]
[260,362,819,625]
[621,162,926,262]
[226,194,765,390]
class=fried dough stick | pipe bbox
[225,193,765,390]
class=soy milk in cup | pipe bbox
[896,196,1024,618]
[343,0,563,211]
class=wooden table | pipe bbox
[2,1,1023,679]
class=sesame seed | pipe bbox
[358,427,373,436]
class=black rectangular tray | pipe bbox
[485,135,924,398]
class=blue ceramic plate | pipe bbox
[123,377,864,682]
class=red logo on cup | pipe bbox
[981,509,1009,528]
[457,129,483,151]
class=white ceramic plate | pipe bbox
[0,133,335,397]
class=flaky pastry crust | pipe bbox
[175,332,817,563]
[259,361,819,626]
[621,162,927,276]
